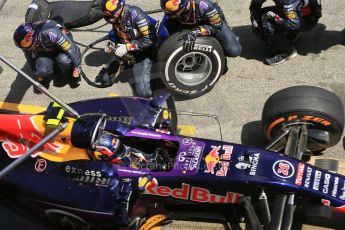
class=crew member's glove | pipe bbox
[114,43,128,58]
[265,11,281,24]
[73,66,81,78]
[182,30,199,52]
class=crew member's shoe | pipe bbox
[264,48,298,66]
[69,76,81,89]
[33,78,49,95]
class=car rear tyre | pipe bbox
[262,86,344,152]
[157,30,225,98]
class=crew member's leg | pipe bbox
[55,53,73,77]
[215,22,242,57]
[55,53,79,88]
[34,56,54,94]
[259,7,297,65]
[132,58,153,98]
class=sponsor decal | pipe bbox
[48,32,58,43]
[140,214,167,230]
[235,152,261,176]
[65,165,111,188]
[130,10,138,21]
[193,44,213,52]
[249,153,260,176]
[105,0,119,12]
[60,41,71,51]
[179,141,203,173]
[182,137,193,145]
[20,31,34,48]
[339,181,345,200]
[108,116,133,125]
[125,43,139,51]
[295,163,305,186]
[144,183,242,204]
[138,175,158,190]
[235,156,252,170]
[313,170,322,191]
[118,168,146,175]
[285,10,297,19]
[322,173,331,194]
[204,145,233,176]
[131,131,162,138]
[273,160,295,179]
[332,177,339,197]
[204,146,221,174]
[304,166,313,188]
[199,1,209,13]
[35,159,47,172]
[0,116,62,158]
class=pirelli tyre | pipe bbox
[157,30,225,98]
[25,0,50,23]
[262,86,345,152]
[25,0,103,29]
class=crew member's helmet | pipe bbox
[161,0,190,16]
[13,22,38,50]
[92,131,125,163]
[102,0,126,22]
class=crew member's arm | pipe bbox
[277,0,302,31]
[45,27,82,68]
[249,0,266,19]
[125,11,157,51]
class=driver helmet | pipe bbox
[13,22,38,50]
[92,131,125,163]
[102,0,126,23]
[161,0,190,17]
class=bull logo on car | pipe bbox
[0,115,62,158]
[204,146,221,174]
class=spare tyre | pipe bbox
[262,86,344,152]
[25,0,50,23]
[157,30,225,98]
[25,0,103,29]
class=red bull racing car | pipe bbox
[1,54,345,230]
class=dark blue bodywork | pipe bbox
[1,94,345,228]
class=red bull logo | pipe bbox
[145,183,242,204]
[165,0,181,12]
[0,115,62,158]
[204,146,221,174]
[105,0,119,12]
[20,31,34,48]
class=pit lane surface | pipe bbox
[0,0,345,229]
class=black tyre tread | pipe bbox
[25,0,50,23]
[262,86,345,131]
[64,3,103,29]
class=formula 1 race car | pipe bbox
[24,0,227,98]
[1,53,345,230]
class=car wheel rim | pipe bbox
[175,52,212,87]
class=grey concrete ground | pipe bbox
[0,0,345,229]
